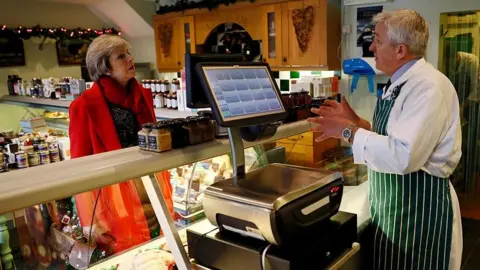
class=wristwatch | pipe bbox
[341,124,357,143]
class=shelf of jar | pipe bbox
[0,95,71,112]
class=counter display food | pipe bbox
[0,120,368,270]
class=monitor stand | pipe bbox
[227,127,246,178]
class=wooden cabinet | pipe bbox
[260,4,284,67]
[194,8,262,46]
[281,0,341,69]
[154,16,196,72]
[152,0,341,71]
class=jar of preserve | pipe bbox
[154,94,162,108]
[166,93,172,109]
[301,91,312,105]
[144,80,151,90]
[28,151,40,166]
[16,151,28,168]
[171,79,179,93]
[167,119,189,148]
[155,80,162,93]
[163,80,170,93]
[184,117,203,145]
[171,93,178,110]
[50,148,60,162]
[290,92,300,106]
[296,104,311,121]
[40,150,50,165]
[198,116,215,142]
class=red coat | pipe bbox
[69,78,174,253]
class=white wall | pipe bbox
[341,1,480,122]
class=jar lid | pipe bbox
[156,122,168,129]
[142,123,153,129]
[186,116,199,123]
[290,92,300,96]
[197,111,213,118]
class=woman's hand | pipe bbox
[311,97,371,130]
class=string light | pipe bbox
[0,24,121,40]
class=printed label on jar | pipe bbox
[172,99,177,108]
[148,135,158,151]
[138,135,148,149]
[166,98,172,108]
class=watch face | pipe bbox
[342,129,351,139]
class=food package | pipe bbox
[117,249,175,270]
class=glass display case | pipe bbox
[0,120,366,270]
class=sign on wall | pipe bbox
[56,39,89,66]
[0,34,26,67]
[357,6,383,57]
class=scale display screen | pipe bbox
[200,66,285,122]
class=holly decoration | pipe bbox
[0,24,121,41]
[156,0,256,14]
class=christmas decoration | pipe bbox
[292,6,314,53]
[158,23,173,57]
[0,24,121,41]
[156,0,256,15]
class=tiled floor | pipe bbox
[461,218,480,269]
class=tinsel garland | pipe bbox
[156,0,256,15]
[0,24,121,41]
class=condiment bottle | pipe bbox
[145,80,151,90]
[171,79,179,93]
[148,123,172,152]
[40,150,50,165]
[184,117,203,145]
[138,123,152,150]
[155,80,162,93]
[27,151,40,166]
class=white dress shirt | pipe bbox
[352,58,462,178]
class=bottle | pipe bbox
[163,80,170,94]
[171,79,178,93]
[154,94,162,108]
[166,93,172,109]
[145,80,151,90]
[171,93,178,110]
[138,123,152,150]
[7,75,15,95]
[141,79,146,88]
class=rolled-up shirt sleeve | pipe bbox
[351,83,447,175]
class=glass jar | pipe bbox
[138,123,152,150]
[198,116,215,142]
[144,80,151,90]
[166,93,172,109]
[171,79,179,93]
[167,119,190,148]
[171,93,178,110]
[184,117,203,145]
[155,80,162,93]
[148,122,172,153]
[296,104,311,121]
[40,150,50,165]
[154,94,162,108]
[281,93,293,109]
[28,151,40,166]
[49,148,60,162]
[163,80,170,94]
[301,91,312,105]
[290,92,300,106]
[16,151,28,168]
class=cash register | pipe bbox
[186,59,357,270]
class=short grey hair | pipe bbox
[373,9,429,57]
[86,35,131,81]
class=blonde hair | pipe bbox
[86,35,131,81]
[373,9,429,57]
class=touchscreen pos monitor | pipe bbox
[195,62,288,128]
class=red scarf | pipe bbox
[97,76,156,128]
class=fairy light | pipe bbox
[0,25,120,39]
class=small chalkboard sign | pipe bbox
[0,34,26,67]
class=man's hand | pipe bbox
[307,111,355,142]
[311,97,371,130]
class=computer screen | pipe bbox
[199,65,285,122]
[185,53,244,108]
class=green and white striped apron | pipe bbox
[369,84,454,270]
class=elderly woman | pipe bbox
[69,35,173,254]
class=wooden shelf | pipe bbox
[0,95,71,112]
[0,120,311,214]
